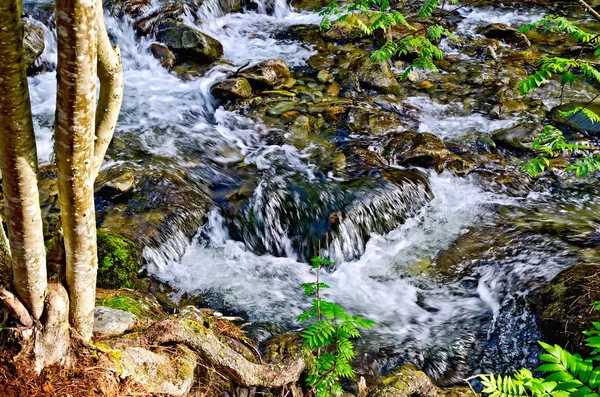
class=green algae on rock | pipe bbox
[97,229,142,290]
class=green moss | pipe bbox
[101,295,146,318]
[97,228,141,289]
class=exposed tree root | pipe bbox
[143,319,307,388]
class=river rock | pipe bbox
[476,23,531,50]
[492,122,542,152]
[23,19,45,70]
[239,59,291,89]
[150,43,176,69]
[156,20,223,63]
[93,306,138,336]
[352,56,401,95]
[211,78,253,101]
[533,264,600,354]
[551,102,600,134]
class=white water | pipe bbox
[24,0,581,379]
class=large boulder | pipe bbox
[211,77,253,101]
[352,56,401,95]
[476,23,531,50]
[239,59,291,89]
[492,122,542,152]
[533,264,600,354]
[156,20,223,63]
[23,19,45,69]
[551,102,600,134]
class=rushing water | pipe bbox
[24,0,600,384]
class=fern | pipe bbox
[297,256,375,397]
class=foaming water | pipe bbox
[404,97,519,138]
[454,6,545,36]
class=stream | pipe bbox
[24,0,600,385]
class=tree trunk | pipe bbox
[0,0,48,320]
[93,0,123,179]
[54,0,98,340]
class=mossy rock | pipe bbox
[97,229,142,290]
[532,264,600,354]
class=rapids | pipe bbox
[23,0,600,384]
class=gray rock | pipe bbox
[156,20,223,63]
[93,306,137,336]
[551,102,600,134]
[23,19,45,69]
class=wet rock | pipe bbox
[239,59,291,89]
[290,0,328,11]
[220,0,243,13]
[492,123,542,152]
[150,43,176,69]
[93,306,138,336]
[317,70,334,83]
[383,131,450,170]
[352,56,401,95]
[211,78,253,101]
[551,102,600,134]
[156,20,224,63]
[23,19,45,70]
[97,171,136,200]
[476,23,531,50]
[97,229,142,290]
[119,346,196,396]
[133,0,185,36]
[533,264,600,354]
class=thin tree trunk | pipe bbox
[55,0,98,340]
[93,0,123,179]
[0,0,47,320]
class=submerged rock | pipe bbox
[23,19,45,70]
[533,264,600,354]
[156,20,224,63]
[93,306,138,336]
[150,43,176,69]
[352,56,401,95]
[239,59,291,89]
[211,78,253,101]
[476,23,531,50]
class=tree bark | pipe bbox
[54,0,98,340]
[0,0,48,320]
[93,0,123,179]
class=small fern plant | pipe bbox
[297,256,376,397]
[480,302,600,397]
[319,0,457,79]
[515,9,600,177]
